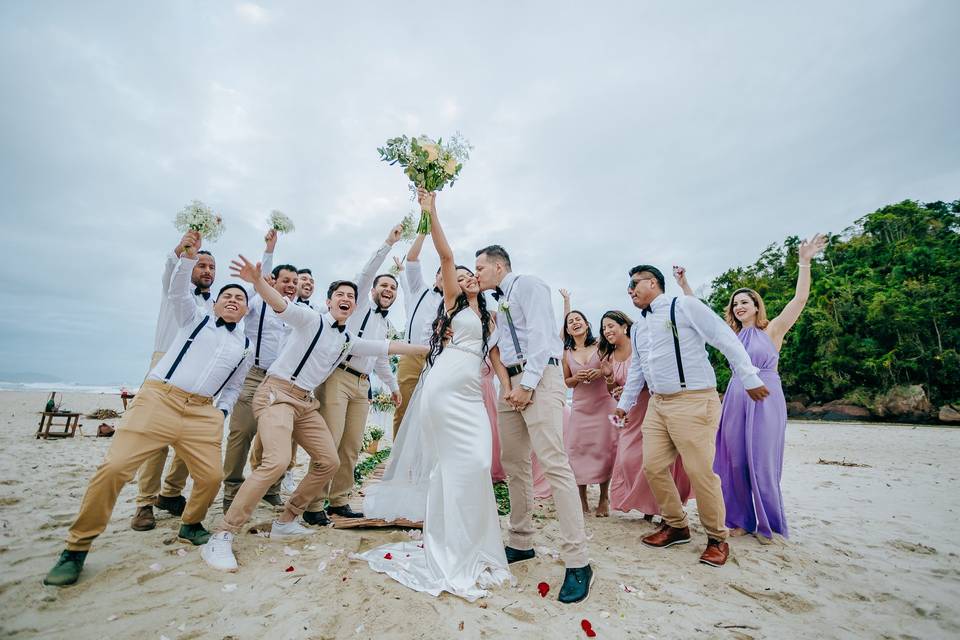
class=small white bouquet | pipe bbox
[174,200,224,245]
[398,211,418,241]
[377,133,472,234]
[268,210,295,233]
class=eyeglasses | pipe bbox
[628,277,656,291]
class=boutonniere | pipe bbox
[339,339,352,357]
[498,300,511,313]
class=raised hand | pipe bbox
[559,289,571,301]
[392,256,405,273]
[182,230,202,258]
[176,230,201,257]
[799,233,827,263]
[230,254,263,284]
[673,265,688,288]
[264,228,278,253]
[386,223,403,246]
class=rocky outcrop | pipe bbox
[872,385,934,422]
[805,401,872,422]
[939,404,960,423]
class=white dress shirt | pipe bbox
[344,243,399,391]
[492,272,564,389]
[268,303,390,392]
[153,251,214,353]
[244,294,292,371]
[400,259,444,347]
[617,294,763,411]
[148,257,253,414]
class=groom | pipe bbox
[475,245,592,604]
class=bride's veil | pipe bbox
[362,365,435,522]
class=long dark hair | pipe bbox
[597,310,633,359]
[428,265,491,366]
[563,310,597,351]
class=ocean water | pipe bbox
[0,381,128,395]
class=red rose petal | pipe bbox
[581,619,596,638]
[537,581,550,597]
[285,566,295,572]
[384,553,393,560]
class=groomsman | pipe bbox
[221,232,297,513]
[393,232,444,438]
[201,257,427,571]
[613,265,769,567]
[296,268,316,307]
[303,225,404,525]
[131,232,216,532]
[475,245,593,604]
[44,235,251,586]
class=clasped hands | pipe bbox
[503,386,534,412]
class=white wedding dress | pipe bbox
[358,310,512,601]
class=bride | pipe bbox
[357,190,512,601]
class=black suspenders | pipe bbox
[214,337,250,396]
[164,316,210,380]
[164,315,250,396]
[669,297,687,389]
[291,320,325,382]
[345,309,372,363]
[406,289,430,343]
[254,300,267,366]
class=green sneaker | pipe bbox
[178,522,211,546]
[43,550,88,586]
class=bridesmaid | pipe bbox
[679,234,826,539]
[560,293,617,517]
[598,310,691,519]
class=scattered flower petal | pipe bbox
[222,583,237,592]
[285,566,295,572]
[107,614,119,622]
[176,548,188,557]
[283,546,300,556]
[149,563,162,572]
[317,562,327,573]
[355,624,365,634]
[537,582,550,597]
[600,611,610,619]
[383,553,393,560]
[581,619,597,637]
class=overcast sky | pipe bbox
[1,1,957,385]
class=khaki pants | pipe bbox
[66,380,224,551]
[221,367,281,501]
[498,366,588,568]
[221,376,339,533]
[249,435,299,475]
[392,352,426,438]
[642,388,727,540]
[307,367,370,511]
[135,351,191,506]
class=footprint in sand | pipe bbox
[890,539,937,555]
[729,584,817,614]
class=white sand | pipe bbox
[1,390,958,639]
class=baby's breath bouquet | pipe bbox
[174,200,224,250]
[268,210,295,233]
[377,133,471,234]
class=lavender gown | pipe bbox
[714,327,789,538]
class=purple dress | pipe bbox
[714,327,789,538]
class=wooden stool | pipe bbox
[36,412,81,439]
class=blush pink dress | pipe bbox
[562,349,618,485]
[608,357,692,514]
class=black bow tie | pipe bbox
[195,287,211,301]
[297,297,309,304]
[215,318,237,331]
[331,321,346,333]
[641,306,652,318]
[375,307,389,318]
[433,286,442,294]
[492,287,505,301]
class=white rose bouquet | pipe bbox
[377,133,472,234]
[174,200,224,250]
[268,210,295,233]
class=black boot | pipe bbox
[326,505,363,518]
[43,550,88,586]
[156,494,187,516]
[303,510,331,527]
[558,564,593,604]
[504,546,536,564]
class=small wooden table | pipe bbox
[36,412,82,439]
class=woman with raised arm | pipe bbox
[561,296,617,517]
[703,234,827,539]
[599,310,691,519]
[358,189,511,601]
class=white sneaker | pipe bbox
[270,518,317,539]
[281,471,296,494]
[201,531,238,572]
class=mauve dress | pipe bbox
[714,327,789,538]
[609,358,692,514]
[563,349,618,485]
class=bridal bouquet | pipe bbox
[174,200,224,250]
[268,210,295,233]
[377,133,472,234]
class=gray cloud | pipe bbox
[1,1,957,384]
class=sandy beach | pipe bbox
[1,389,958,639]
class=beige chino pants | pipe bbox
[392,352,426,439]
[221,366,281,502]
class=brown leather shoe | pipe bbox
[699,539,729,567]
[131,506,156,531]
[642,524,691,548]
